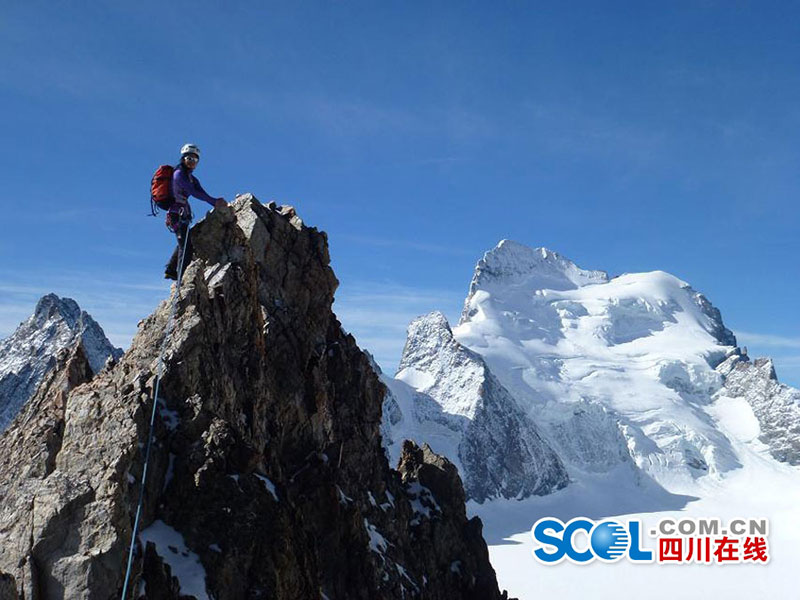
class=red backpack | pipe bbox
[150,165,175,215]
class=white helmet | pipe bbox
[180,143,201,157]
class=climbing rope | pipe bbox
[120,224,192,600]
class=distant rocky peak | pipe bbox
[0,294,121,433]
[751,357,778,381]
[399,311,467,374]
[30,294,121,373]
[33,293,83,329]
[404,311,452,348]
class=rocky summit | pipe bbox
[0,195,510,600]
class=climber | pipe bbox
[164,143,227,280]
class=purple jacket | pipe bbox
[169,166,216,218]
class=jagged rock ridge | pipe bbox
[0,195,510,600]
[0,293,122,433]
[716,352,800,465]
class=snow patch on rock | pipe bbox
[139,520,209,600]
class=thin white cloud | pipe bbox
[0,44,185,109]
[303,96,424,138]
[209,82,500,146]
[520,100,669,167]
[771,355,800,367]
[734,331,800,349]
[337,281,465,306]
[335,308,416,333]
[0,283,52,296]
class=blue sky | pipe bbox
[2,2,800,384]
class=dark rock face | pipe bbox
[396,442,512,600]
[686,287,737,349]
[0,572,18,600]
[0,195,508,599]
[0,342,97,599]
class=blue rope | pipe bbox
[120,223,192,599]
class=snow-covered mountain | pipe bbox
[383,240,800,501]
[0,293,122,432]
